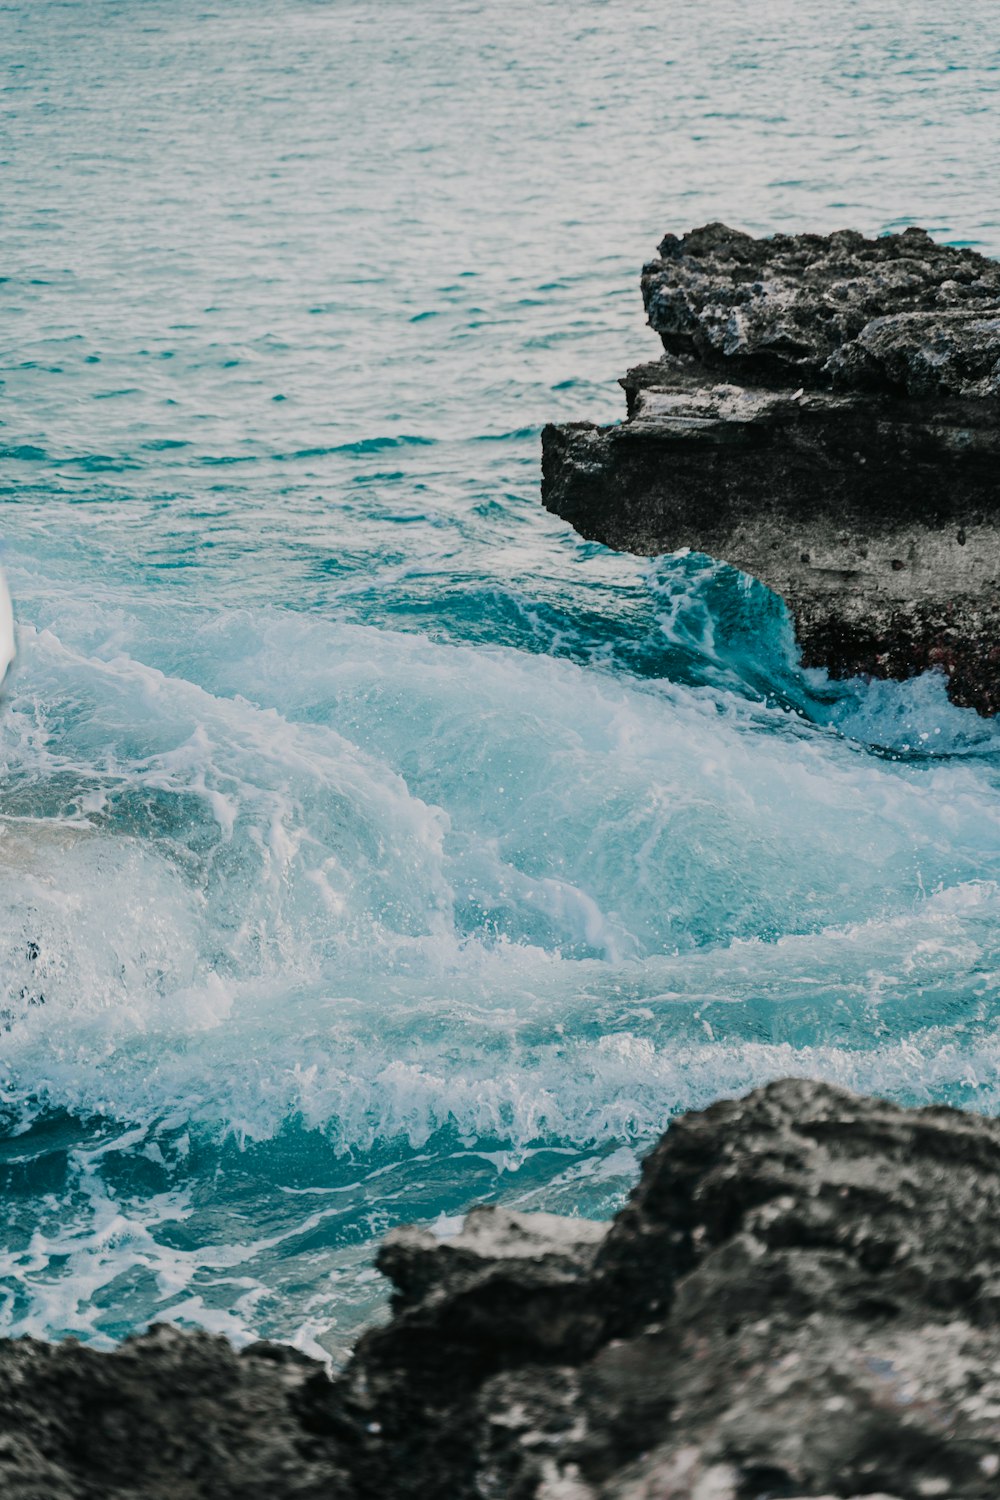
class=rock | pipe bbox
[340,1080,1000,1499]
[0,1323,351,1499]
[541,225,1000,713]
[643,223,1000,396]
[338,1206,608,1497]
[6,1081,1000,1497]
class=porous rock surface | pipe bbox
[5,1080,1000,1497]
[541,225,1000,712]
[644,223,1000,395]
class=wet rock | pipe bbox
[6,1081,1000,1497]
[541,225,1000,712]
[0,1323,351,1499]
[339,1206,608,1497]
[341,1080,1000,1499]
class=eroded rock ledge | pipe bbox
[6,1079,1000,1497]
[541,224,1000,712]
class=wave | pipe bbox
[2,595,1000,1158]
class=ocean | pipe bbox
[3,0,1000,1359]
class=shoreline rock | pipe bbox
[5,1079,1000,1497]
[541,225,1000,713]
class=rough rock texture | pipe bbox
[541,224,1000,712]
[0,1324,351,1499]
[7,1080,1000,1497]
[644,223,1000,395]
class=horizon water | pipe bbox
[4,0,1000,1359]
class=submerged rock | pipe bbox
[541,225,1000,712]
[6,1080,1000,1496]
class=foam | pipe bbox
[3,598,1000,1141]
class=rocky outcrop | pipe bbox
[0,1324,351,1499]
[541,224,1000,712]
[6,1080,1000,1497]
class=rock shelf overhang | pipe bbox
[541,223,1000,712]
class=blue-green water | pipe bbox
[3,0,1000,1358]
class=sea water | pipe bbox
[3,0,1000,1359]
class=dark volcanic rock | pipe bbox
[541,225,1000,713]
[0,1324,351,1499]
[644,222,1000,395]
[6,1083,1000,1496]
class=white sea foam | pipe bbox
[3,605,1000,1143]
[4,596,999,1351]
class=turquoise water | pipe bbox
[3,0,1000,1358]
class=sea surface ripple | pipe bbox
[3,0,1000,1356]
